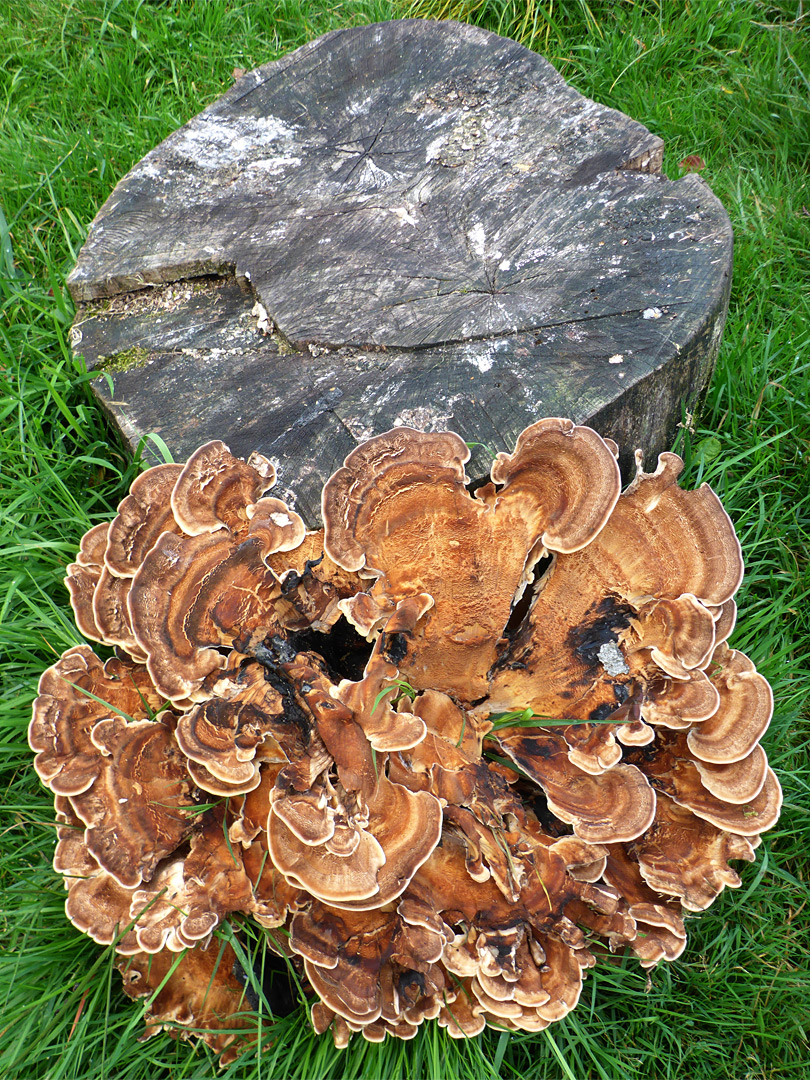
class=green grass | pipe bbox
[2,1,809,1077]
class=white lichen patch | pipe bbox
[248,156,302,174]
[171,114,297,170]
[597,641,630,676]
[357,159,394,189]
[608,354,624,364]
[390,206,418,227]
[643,307,663,320]
[343,417,377,443]
[462,338,508,374]
[392,405,454,430]
[426,115,486,166]
[347,94,375,116]
[467,223,486,257]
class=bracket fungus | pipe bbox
[30,420,780,1059]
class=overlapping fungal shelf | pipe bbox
[30,420,781,1061]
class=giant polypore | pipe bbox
[30,421,780,1060]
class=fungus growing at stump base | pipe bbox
[30,419,779,1058]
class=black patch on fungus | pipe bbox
[381,630,408,666]
[568,596,635,668]
[280,554,324,597]
[285,617,373,683]
[250,641,313,741]
[503,553,554,638]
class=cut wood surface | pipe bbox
[67,19,732,526]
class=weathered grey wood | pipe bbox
[67,19,732,526]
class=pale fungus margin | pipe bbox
[29,421,779,1061]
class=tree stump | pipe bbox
[67,19,732,527]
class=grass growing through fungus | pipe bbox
[1,1,809,1077]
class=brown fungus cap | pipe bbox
[130,811,254,952]
[618,451,744,605]
[626,729,782,836]
[63,859,141,955]
[438,983,487,1039]
[105,462,183,577]
[67,715,195,888]
[601,845,687,968]
[694,744,768,804]
[128,530,283,701]
[641,668,721,729]
[90,567,147,660]
[175,662,286,790]
[493,730,656,844]
[630,792,759,911]
[548,836,609,882]
[708,598,737,646]
[29,646,162,796]
[170,440,276,536]
[245,496,308,554]
[687,645,773,763]
[485,449,744,725]
[290,902,447,1028]
[64,522,110,642]
[628,594,717,678]
[54,797,141,954]
[488,417,621,553]
[334,632,428,753]
[269,774,442,909]
[557,721,623,776]
[266,648,377,796]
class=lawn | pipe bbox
[1,1,809,1078]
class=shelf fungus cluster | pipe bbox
[30,419,781,1060]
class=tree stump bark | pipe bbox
[67,19,732,527]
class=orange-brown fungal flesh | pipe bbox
[32,419,778,1056]
[322,422,620,703]
[488,417,621,553]
[128,531,283,701]
[483,449,744,726]
[117,942,256,1063]
[269,775,442,908]
[493,731,656,844]
[90,568,145,659]
[625,729,782,836]
[687,646,773,763]
[55,797,141,954]
[130,812,255,952]
[175,661,287,787]
[630,793,759,911]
